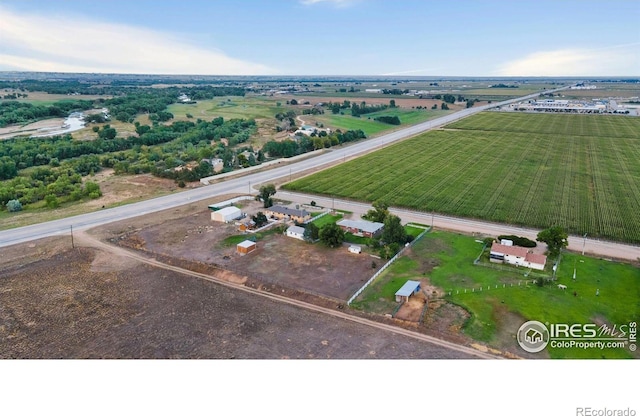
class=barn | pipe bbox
[211,206,242,223]
[236,240,256,255]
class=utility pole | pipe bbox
[70,224,75,249]
[582,233,587,255]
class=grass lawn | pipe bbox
[309,213,343,228]
[352,230,639,358]
[167,97,282,121]
[314,108,444,136]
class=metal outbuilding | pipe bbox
[395,280,421,303]
[211,206,242,222]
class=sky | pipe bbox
[0,0,638,77]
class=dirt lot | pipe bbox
[0,197,500,359]
[0,238,475,358]
[103,199,382,301]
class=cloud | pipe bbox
[0,6,277,75]
[495,45,640,76]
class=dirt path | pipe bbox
[74,230,502,359]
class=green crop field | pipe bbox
[352,231,639,358]
[285,112,640,243]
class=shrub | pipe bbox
[497,235,536,248]
[6,199,22,212]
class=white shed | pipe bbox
[211,206,242,222]
[348,245,362,254]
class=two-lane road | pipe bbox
[0,89,564,248]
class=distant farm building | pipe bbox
[236,240,256,255]
[337,219,384,238]
[395,280,421,303]
[489,242,546,270]
[286,225,306,241]
[265,205,311,223]
[210,206,243,223]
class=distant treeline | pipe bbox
[490,84,519,88]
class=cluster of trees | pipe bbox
[326,100,354,114]
[1,93,28,99]
[0,117,256,181]
[374,115,401,125]
[362,201,412,258]
[275,111,297,132]
[101,118,256,179]
[350,102,389,117]
[1,163,102,210]
[0,100,93,127]
[262,129,366,158]
[382,89,409,95]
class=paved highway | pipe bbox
[0,88,564,248]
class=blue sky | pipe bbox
[0,0,638,76]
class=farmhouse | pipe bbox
[395,280,421,303]
[211,206,243,223]
[337,219,384,238]
[265,205,311,223]
[286,225,306,241]
[236,240,256,255]
[489,242,546,270]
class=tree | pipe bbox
[381,214,407,245]
[304,222,320,241]
[537,226,568,258]
[319,223,345,248]
[257,184,276,208]
[441,103,449,110]
[389,99,396,108]
[252,211,268,228]
[44,194,59,208]
[363,200,389,223]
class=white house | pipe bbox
[211,206,243,223]
[490,242,546,270]
[286,225,306,241]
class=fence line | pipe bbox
[347,225,430,305]
[444,277,561,297]
[304,209,332,224]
